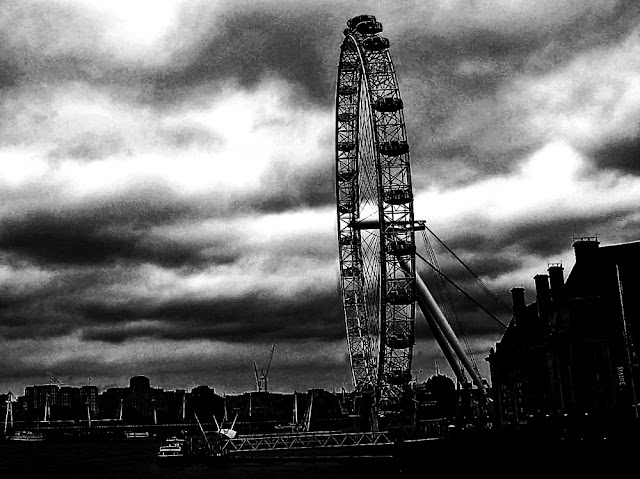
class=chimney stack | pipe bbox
[548,263,565,303]
[572,236,599,263]
[534,274,550,321]
[510,287,526,326]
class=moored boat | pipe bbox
[157,435,228,464]
[6,430,46,442]
[157,436,187,459]
[124,430,155,440]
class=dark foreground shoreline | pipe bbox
[3,424,639,477]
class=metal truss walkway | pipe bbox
[223,430,394,453]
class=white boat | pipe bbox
[6,430,46,442]
[157,436,187,459]
[124,430,154,440]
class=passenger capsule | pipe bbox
[367,63,387,75]
[373,97,403,112]
[341,61,359,72]
[383,188,413,205]
[337,141,356,153]
[379,140,409,156]
[339,233,354,245]
[362,36,390,52]
[347,14,377,29]
[356,21,383,35]
[386,239,415,256]
[386,289,414,305]
[338,112,356,123]
[386,334,414,349]
[339,201,355,214]
[342,266,361,277]
[351,352,365,362]
[338,169,356,182]
[344,291,357,304]
[385,224,407,234]
[338,85,357,96]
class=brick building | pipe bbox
[488,237,640,437]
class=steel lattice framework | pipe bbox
[335,15,416,412]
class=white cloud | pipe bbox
[0,148,50,188]
[40,0,192,64]
[416,140,640,230]
[0,261,55,294]
[509,27,640,148]
[165,79,332,193]
[0,78,332,201]
[118,208,339,302]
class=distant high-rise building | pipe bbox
[24,384,60,418]
[81,385,98,415]
[129,375,151,391]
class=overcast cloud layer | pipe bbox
[1,0,640,395]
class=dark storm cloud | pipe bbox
[79,287,344,344]
[437,212,624,265]
[0,4,342,112]
[244,155,335,213]
[0,299,82,340]
[0,1,109,88]
[0,194,238,268]
[0,212,135,265]
[397,0,639,92]
[48,133,129,161]
[397,0,640,186]
[421,248,523,285]
[417,257,513,335]
[591,137,640,175]
[0,55,21,89]
[414,209,640,337]
[148,8,345,108]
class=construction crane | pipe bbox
[253,344,276,392]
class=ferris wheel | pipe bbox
[335,14,418,412]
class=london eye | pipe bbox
[336,15,491,418]
[335,14,417,413]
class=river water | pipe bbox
[0,440,402,478]
[3,432,636,477]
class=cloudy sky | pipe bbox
[1,0,639,396]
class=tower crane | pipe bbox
[4,391,15,434]
[253,344,276,392]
